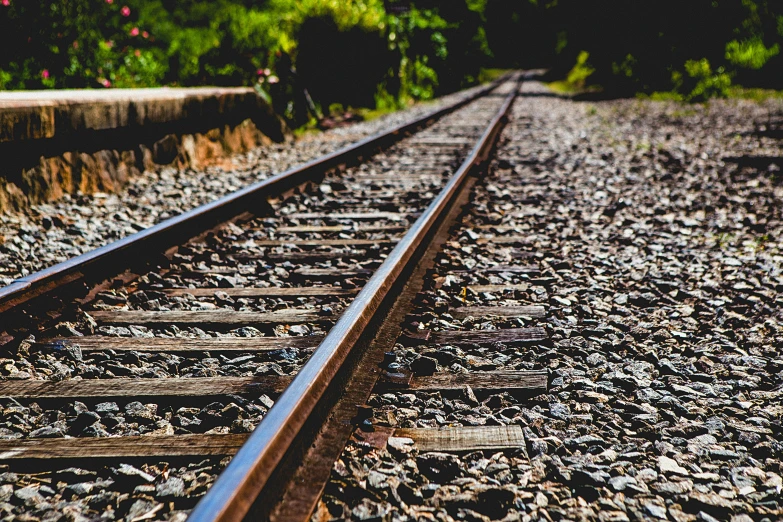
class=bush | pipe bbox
[0,0,494,124]
[725,38,779,69]
[682,58,733,101]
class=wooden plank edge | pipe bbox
[34,335,323,353]
[161,287,357,297]
[0,433,248,460]
[354,425,527,454]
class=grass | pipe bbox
[715,232,735,249]
[355,105,405,122]
[752,234,770,252]
[292,117,320,138]
[546,80,574,94]
[641,86,783,104]
[478,68,510,83]
[546,80,604,96]
[726,86,783,101]
[643,91,685,102]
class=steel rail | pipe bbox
[0,74,510,317]
[187,72,522,522]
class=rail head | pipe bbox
[0,74,511,316]
[186,72,523,522]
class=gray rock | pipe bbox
[13,486,43,506]
[28,427,64,438]
[608,476,638,492]
[156,477,186,498]
[112,463,155,485]
[643,501,667,519]
[549,402,571,420]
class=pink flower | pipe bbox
[105,40,113,49]
[1,0,10,6]
[129,27,139,36]
[120,5,130,16]
[267,75,279,84]
[102,79,111,88]
[142,31,149,38]
[134,49,141,57]
[105,0,113,3]
[72,40,79,49]
[257,69,264,75]
[41,69,49,79]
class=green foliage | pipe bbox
[545,51,596,94]
[566,51,594,87]
[0,0,493,125]
[14,0,783,111]
[477,68,508,83]
[725,37,779,69]
[408,56,438,99]
[683,58,732,101]
[612,54,636,78]
[644,91,685,102]
[483,0,783,100]
[726,85,783,100]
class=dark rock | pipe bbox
[153,134,179,164]
[417,452,463,482]
[69,411,101,434]
[572,469,610,487]
[410,355,438,376]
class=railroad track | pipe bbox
[0,73,540,521]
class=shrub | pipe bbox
[682,58,733,101]
[725,37,779,69]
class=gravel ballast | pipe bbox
[317,81,783,521]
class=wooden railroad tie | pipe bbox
[401,327,548,346]
[161,286,357,298]
[0,425,528,460]
[262,251,369,263]
[284,211,418,221]
[450,305,546,320]
[37,327,547,355]
[292,267,375,279]
[251,239,395,247]
[449,264,540,275]
[355,425,528,454]
[467,284,530,293]
[0,370,546,400]
[273,225,406,234]
[89,309,337,327]
[35,335,324,354]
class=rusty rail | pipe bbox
[187,72,523,522]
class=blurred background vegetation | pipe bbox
[1,0,781,126]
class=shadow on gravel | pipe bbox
[722,155,783,170]
[518,91,569,99]
[570,91,637,102]
[516,90,637,102]
[747,120,783,140]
